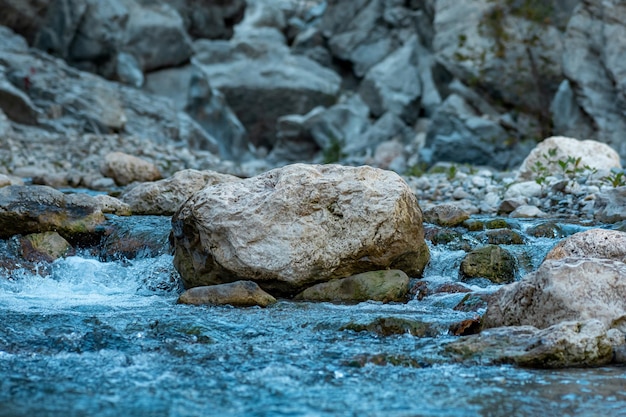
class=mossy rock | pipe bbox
[19,231,73,262]
[294,269,410,303]
[0,185,106,243]
[431,229,463,245]
[483,229,525,245]
[341,317,439,338]
[460,245,517,284]
[485,218,511,229]
[462,219,484,231]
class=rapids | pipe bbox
[1,216,625,417]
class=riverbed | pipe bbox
[1,216,625,417]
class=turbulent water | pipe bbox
[1,217,625,417]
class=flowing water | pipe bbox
[1,216,625,417]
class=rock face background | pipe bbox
[1,0,625,181]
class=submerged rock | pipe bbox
[121,169,241,215]
[482,229,524,245]
[482,258,626,331]
[98,215,171,261]
[526,221,568,239]
[294,270,410,303]
[172,164,430,296]
[341,316,439,337]
[177,280,277,307]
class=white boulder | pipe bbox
[171,164,430,295]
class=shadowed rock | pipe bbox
[0,185,105,241]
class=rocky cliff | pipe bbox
[0,0,625,182]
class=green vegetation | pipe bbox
[405,162,428,177]
[530,148,595,187]
[322,135,346,164]
[530,148,625,190]
[601,170,626,188]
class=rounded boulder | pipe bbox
[171,164,430,296]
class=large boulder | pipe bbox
[433,0,565,115]
[482,257,626,331]
[168,0,245,40]
[0,0,49,43]
[121,169,241,215]
[320,0,402,77]
[143,65,249,160]
[35,0,194,80]
[171,164,430,296]
[517,136,622,180]
[562,0,626,159]
[421,94,522,169]
[358,35,422,122]
[0,185,106,240]
[192,33,341,148]
[545,229,626,263]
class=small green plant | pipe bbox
[601,170,626,188]
[447,164,458,181]
[530,148,599,190]
[405,163,428,177]
[322,135,346,164]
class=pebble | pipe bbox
[509,205,547,218]
[404,166,619,221]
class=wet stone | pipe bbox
[295,269,410,303]
[341,317,440,338]
[177,281,277,308]
[482,229,525,245]
[20,231,73,262]
[526,222,568,238]
[462,219,484,231]
[460,245,517,284]
[454,293,492,313]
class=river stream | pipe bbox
[1,216,625,417]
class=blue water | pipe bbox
[1,218,625,417]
